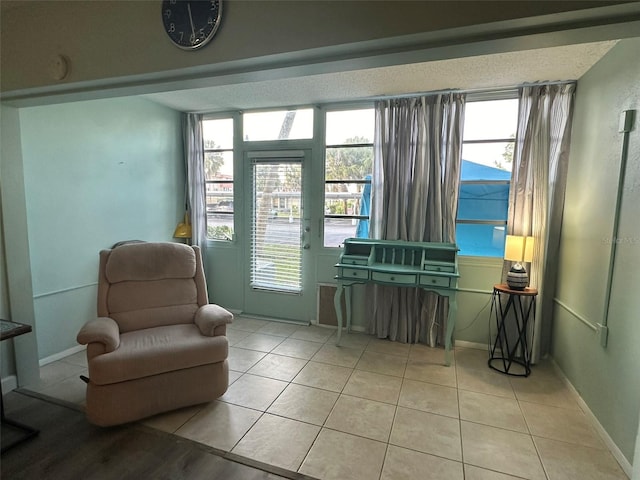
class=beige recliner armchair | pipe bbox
[77,241,232,426]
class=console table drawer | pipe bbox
[371,272,417,285]
[339,268,369,280]
[419,275,451,288]
[341,257,369,266]
[424,263,456,273]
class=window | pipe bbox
[243,108,314,141]
[203,118,234,241]
[456,98,518,257]
[323,108,374,247]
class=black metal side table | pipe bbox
[488,284,537,377]
[1,319,39,454]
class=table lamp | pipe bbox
[504,235,534,290]
[173,213,192,243]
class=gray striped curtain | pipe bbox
[368,93,466,345]
[506,83,576,362]
[182,113,208,250]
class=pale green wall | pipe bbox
[0,135,15,380]
[14,97,183,359]
[1,104,40,385]
[454,257,504,345]
[0,228,14,379]
[553,38,640,464]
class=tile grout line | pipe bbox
[452,349,466,474]
[40,321,621,480]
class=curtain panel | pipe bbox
[505,82,576,362]
[368,93,465,345]
[182,113,208,249]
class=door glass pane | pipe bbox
[251,160,303,292]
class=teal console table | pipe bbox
[334,238,459,365]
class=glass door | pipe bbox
[243,150,313,321]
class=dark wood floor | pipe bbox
[1,390,317,480]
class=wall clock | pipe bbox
[162,0,222,50]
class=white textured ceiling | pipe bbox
[144,41,617,112]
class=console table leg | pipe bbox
[445,295,457,366]
[334,283,344,346]
[345,285,352,334]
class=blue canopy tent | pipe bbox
[457,160,511,256]
[356,175,371,238]
[354,163,510,256]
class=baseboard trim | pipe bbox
[1,374,18,393]
[39,345,85,367]
[348,325,366,333]
[550,358,632,478]
[236,313,309,326]
[455,340,488,351]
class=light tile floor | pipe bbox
[24,316,629,480]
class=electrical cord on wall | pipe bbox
[453,294,493,356]
[455,295,492,334]
[418,291,493,349]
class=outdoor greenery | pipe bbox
[204,143,225,180]
[325,136,373,186]
[258,243,301,287]
[494,134,515,170]
[208,225,233,241]
[324,136,372,216]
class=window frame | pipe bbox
[199,94,518,257]
[322,107,375,248]
[456,92,518,257]
[203,115,235,242]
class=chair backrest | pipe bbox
[97,242,209,333]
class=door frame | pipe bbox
[242,148,315,322]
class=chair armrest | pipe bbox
[195,304,233,337]
[76,317,120,353]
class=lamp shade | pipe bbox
[504,235,525,262]
[173,213,192,239]
[523,236,534,263]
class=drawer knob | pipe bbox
[432,279,436,283]
[353,272,358,276]
[390,276,395,281]
[436,267,441,271]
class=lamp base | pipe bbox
[506,263,529,290]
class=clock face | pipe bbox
[162,0,222,50]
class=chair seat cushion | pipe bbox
[88,324,228,386]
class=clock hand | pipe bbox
[187,2,195,39]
